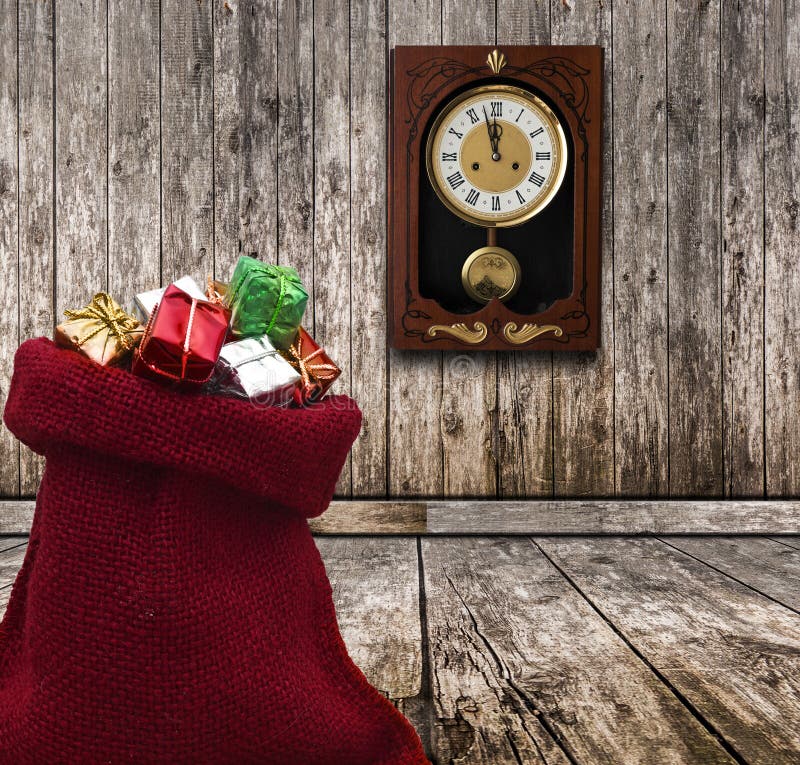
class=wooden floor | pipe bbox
[2,535,800,764]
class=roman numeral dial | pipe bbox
[426,84,568,226]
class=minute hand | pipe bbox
[482,106,496,152]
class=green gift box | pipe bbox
[225,256,308,349]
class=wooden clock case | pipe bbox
[388,45,604,351]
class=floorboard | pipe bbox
[420,537,733,765]
[661,536,800,611]
[0,541,27,589]
[535,537,800,765]
[316,537,423,703]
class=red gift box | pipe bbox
[281,326,341,405]
[132,284,228,386]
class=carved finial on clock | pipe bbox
[486,49,507,75]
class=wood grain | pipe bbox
[213,0,277,277]
[425,500,800,535]
[661,536,800,611]
[4,499,800,536]
[550,0,614,497]
[160,0,213,283]
[612,0,669,495]
[317,536,422,700]
[55,0,107,316]
[17,0,54,495]
[386,0,443,498]
[765,0,800,495]
[308,501,427,535]
[315,0,352,496]
[349,0,388,496]
[0,542,27,589]
[422,536,734,765]
[440,5,497,497]
[421,537,571,764]
[0,537,27,554]
[276,0,314,313]
[720,0,765,496]
[0,0,18,495]
[667,0,723,495]
[771,536,800,551]
[108,0,160,307]
[537,537,800,764]
[495,1,554,499]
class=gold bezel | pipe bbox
[425,84,569,228]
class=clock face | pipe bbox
[425,85,568,227]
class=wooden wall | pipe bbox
[0,0,797,499]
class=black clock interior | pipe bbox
[418,84,575,316]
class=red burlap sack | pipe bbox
[0,338,429,765]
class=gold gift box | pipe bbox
[55,292,144,366]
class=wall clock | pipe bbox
[388,45,604,351]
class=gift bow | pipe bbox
[228,263,291,335]
[64,292,141,351]
[285,332,339,391]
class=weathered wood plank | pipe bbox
[108,0,160,307]
[0,543,27,589]
[276,0,314,314]
[0,537,27,554]
[770,536,800,551]
[720,0,765,496]
[613,0,669,495]
[421,538,569,764]
[349,0,388,496]
[765,0,800,495]
[214,0,277,278]
[422,536,734,765]
[317,537,422,700]
[308,501,427,535]
[550,0,614,497]
[661,536,800,611]
[4,499,800,536]
[386,0,443,498]
[667,0,723,495]
[426,500,800,535]
[315,0,352,496]
[160,0,214,283]
[0,0,19,496]
[439,3,497,498]
[0,501,33,533]
[536,537,800,764]
[18,0,54,495]
[494,1,553,499]
[55,0,107,316]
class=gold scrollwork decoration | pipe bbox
[503,322,563,345]
[427,322,489,344]
[486,49,507,75]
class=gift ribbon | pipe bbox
[63,292,141,352]
[228,264,288,334]
[231,348,281,369]
[137,295,216,383]
[285,332,339,392]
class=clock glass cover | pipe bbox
[426,84,568,227]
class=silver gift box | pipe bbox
[134,276,208,321]
[214,335,300,406]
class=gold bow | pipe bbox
[64,292,142,351]
[284,332,339,390]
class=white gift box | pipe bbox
[214,335,300,406]
[133,276,208,321]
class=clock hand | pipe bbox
[482,106,495,150]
